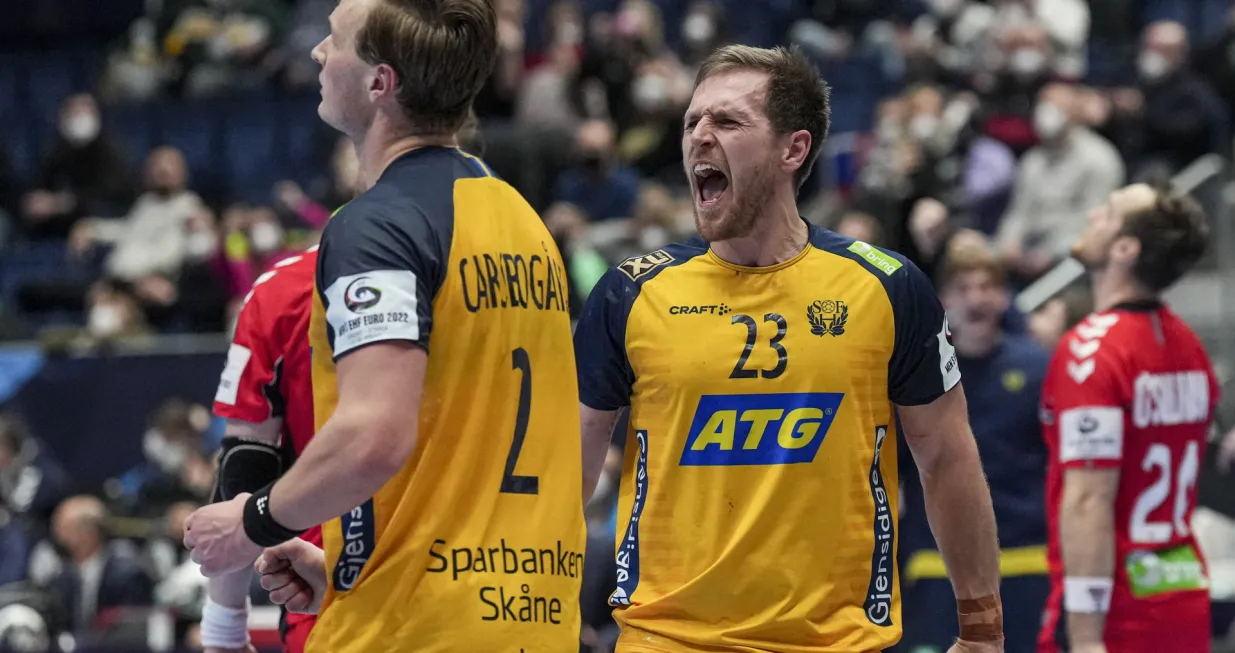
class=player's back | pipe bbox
[1040,302,1217,650]
[307,147,584,653]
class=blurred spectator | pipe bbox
[21,94,136,240]
[1025,281,1093,351]
[275,135,360,227]
[19,147,208,331]
[0,414,69,531]
[679,1,729,70]
[1195,6,1235,125]
[899,239,1049,653]
[112,399,215,519]
[543,203,609,318]
[516,42,585,132]
[158,0,292,98]
[472,0,526,119]
[0,506,32,587]
[996,83,1124,283]
[166,210,232,333]
[83,282,152,342]
[552,119,641,222]
[977,22,1054,153]
[1112,21,1228,179]
[833,210,884,245]
[47,496,154,637]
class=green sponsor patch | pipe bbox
[1125,545,1209,598]
[848,241,903,276]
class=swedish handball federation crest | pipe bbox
[807,300,848,337]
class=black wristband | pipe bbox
[242,482,305,547]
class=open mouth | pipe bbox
[693,163,729,208]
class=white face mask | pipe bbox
[143,429,189,474]
[632,75,671,113]
[88,304,125,338]
[1033,102,1068,140]
[557,21,582,46]
[1009,48,1047,77]
[1138,51,1171,82]
[682,14,715,46]
[928,0,965,19]
[185,231,218,260]
[249,222,283,253]
[62,112,100,147]
[909,114,939,142]
[876,118,902,142]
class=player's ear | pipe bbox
[781,129,811,176]
[1111,234,1141,266]
[370,63,399,100]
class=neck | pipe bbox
[710,187,806,267]
[354,115,456,190]
[73,543,100,566]
[1091,269,1156,312]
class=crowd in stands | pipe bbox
[2,0,1235,651]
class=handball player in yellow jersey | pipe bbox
[185,0,587,651]
[575,45,1004,653]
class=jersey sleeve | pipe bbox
[213,271,286,424]
[574,267,636,411]
[316,203,447,360]
[1049,336,1126,469]
[887,260,962,406]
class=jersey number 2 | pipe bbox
[730,313,788,379]
[501,348,539,495]
[1130,441,1200,544]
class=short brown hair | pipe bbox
[696,45,831,191]
[1121,184,1208,291]
[356,0,497,135]
[940,241,1006,289]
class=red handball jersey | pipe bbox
[212,247,320,641]
[1038,301,1217,653]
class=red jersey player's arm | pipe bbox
[1051,336,1127,650]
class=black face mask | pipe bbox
[580,151,607,174]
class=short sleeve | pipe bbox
[887,261,962,406]
[316,204,445,360]
[1048,337,1126,469]
[213,272,285,423]
[574,268,636,411]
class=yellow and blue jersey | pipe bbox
[307,147,585,653]
[574,223,961,653]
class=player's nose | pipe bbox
[311,39,326,66]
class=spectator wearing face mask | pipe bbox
[112,399,215,519]
[897,240,1050,653]
[0,413,69,534]
[996,83,1124,283]
[21,94,136,240]
[1111,21,1228,179]
[18,147,206,329]
[551,119,641,222]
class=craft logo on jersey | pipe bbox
[807,300,848,337]
[668,303,730,316]
[619,249,674,281]
[343,277,382,313]
[680,392,844,466]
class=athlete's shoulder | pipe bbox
[1049,311,1129,388]
[609,237,709,289]
[806,224,914,280]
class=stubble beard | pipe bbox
[694,161,777,242]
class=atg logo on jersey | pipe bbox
[807,300,848,337]
[680,393,844,466]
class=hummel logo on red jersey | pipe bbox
[1067,314,1120,384]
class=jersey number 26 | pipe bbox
[1130,441,1200,544]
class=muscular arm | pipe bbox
[268,342,425,531]
[899,385,1001,601]
[1059,467,1119,647]
[581,406,620,504]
